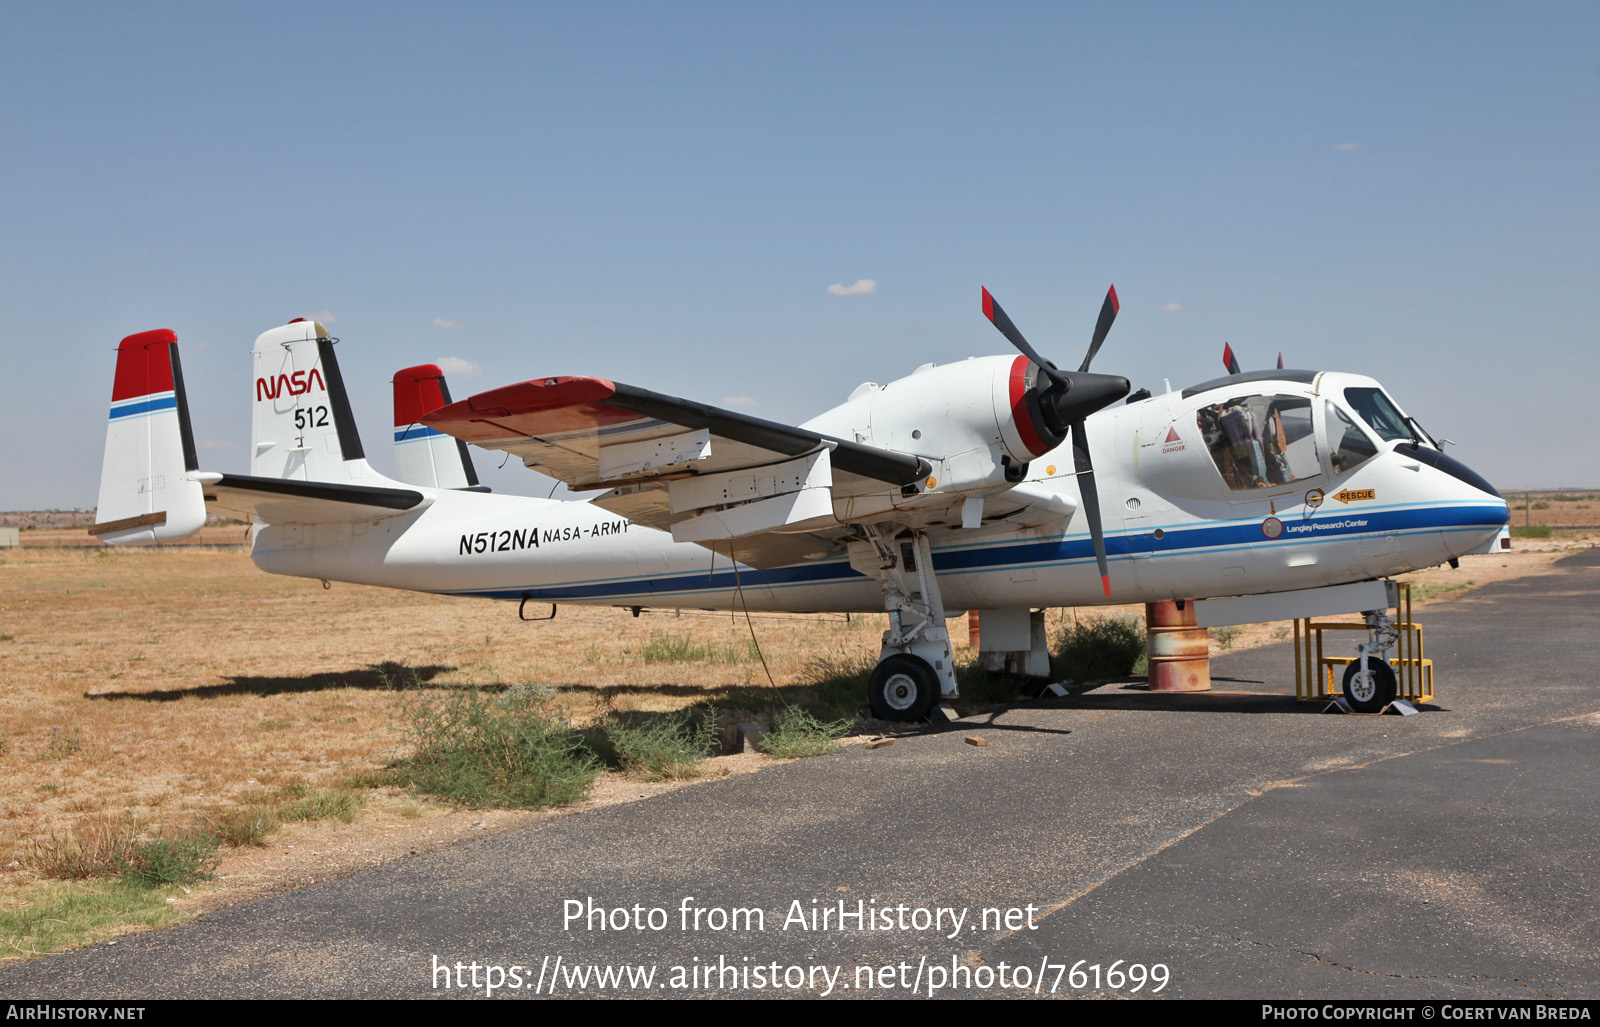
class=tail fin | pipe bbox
[392,364,482,490]
[251,319,379,483]
[91,330,207,544]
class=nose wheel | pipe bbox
[1342,655,1397,713]
[868,654,940,722]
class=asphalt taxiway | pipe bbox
[3,548,1596,998]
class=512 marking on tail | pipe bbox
[293,406,330,430]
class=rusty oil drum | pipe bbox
[1146,600,1212,692]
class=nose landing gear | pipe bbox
[1343,603,1402,713]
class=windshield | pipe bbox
[1327,401,1378,473]
[1344,387,1410,443]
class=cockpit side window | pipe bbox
[1196,394,1318,490]
[1344,387,1410,442]
[1327,401,1378,473]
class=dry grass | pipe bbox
[0,544,894,900]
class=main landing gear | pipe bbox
[859,527,957,722]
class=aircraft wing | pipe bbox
[422,377,932,562]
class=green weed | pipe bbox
[1052,615,1147,682]
[391,684,598,809]
[603,707,719,781]
[119,829,220,887]
[760,708,852,759]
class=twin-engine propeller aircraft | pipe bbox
[93,289,1510,718]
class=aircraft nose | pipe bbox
[1400,443,1500,501]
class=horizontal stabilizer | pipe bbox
[198,473,428,525]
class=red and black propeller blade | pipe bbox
[1078,285,1119,373]
[981,288,1066,389]
[981,285,1127,596]
[1070,419,1112,597]
[1223,344,1287,373]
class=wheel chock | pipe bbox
[1042,683,1071,697]
[927,705,959,724]
[1323,697,1421,716]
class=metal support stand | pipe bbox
[1293,581,1434,705]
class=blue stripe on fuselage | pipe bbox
[433,501,1508,603]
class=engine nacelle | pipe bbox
[803,354,1067,498]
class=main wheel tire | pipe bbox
[1342,656,1397,714]
[868,654,940,722]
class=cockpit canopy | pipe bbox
[1141,372,1433,501]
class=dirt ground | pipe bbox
[1,524,1593,953]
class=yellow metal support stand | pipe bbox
[1293,582,1434,704]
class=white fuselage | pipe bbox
[251,367,1508,613]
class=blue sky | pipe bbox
[3,1,1595,508]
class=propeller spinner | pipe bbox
[981,286,1130,596]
